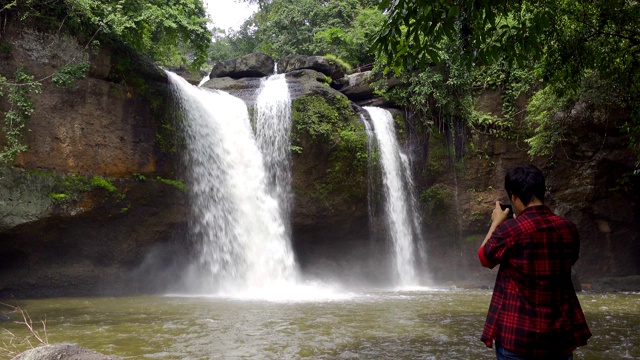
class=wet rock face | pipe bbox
[210,52,275,79]
[416,104,640,285]
[2,23,171,177]
[340,71,375,101]
[0,167,189,298]
[0,20,188,298]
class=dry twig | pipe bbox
[0,302,49,358]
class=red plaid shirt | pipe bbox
[478,205,591,358]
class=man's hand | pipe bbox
[480,201,511,249]
[491,201,511,226]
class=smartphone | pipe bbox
[500,203,514,219]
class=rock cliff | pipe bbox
[1,28,638,298]
[0,20,188,298]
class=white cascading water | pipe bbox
[255,74,293,229]
[167,72,297,294]
[361,115,377,233]
[364,106,422,286]
[197,74,210,87]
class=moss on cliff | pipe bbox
[109,45,183,155]
[291,94,368,208]
[291,94,356,144]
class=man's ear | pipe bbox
[511,194,526,213]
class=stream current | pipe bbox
[1,289,638,359]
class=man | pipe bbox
[478,165,591,360]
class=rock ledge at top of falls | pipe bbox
[203,68,358,112]
[12,345,114,360]
[210,52,275,79]
[278,55,347,80]
[209,53,349,81]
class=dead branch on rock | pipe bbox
[0,302,49,358]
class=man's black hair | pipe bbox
[505,164,545,205]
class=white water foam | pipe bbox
[364,107,423,286]
[168,72,298,295]
[255,74,293,232]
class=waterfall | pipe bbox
[364,106,423,286]
[197,74,210,87]
[167,72,297,294]
[255,74,292,231]
[361,115,377,236]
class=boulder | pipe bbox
[168,66,206,85]
[12,345,114,360]
[202,76,263,106]
[210,53,274,79]
[340,71,375,101]
[279,55,347,80]
[339,71,403,103]
[203,68,336,106]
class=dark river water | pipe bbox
[1,289,638,359]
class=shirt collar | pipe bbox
[518,204,552,216]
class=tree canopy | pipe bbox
[4,0,211,70]
[0,0,211,162]
[373,0,640,158]
[213,0,384,68]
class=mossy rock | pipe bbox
[291,92,368,214]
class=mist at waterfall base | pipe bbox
[165,72,429,299]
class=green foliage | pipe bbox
[373,0,555,74]
[217,0,383,67]
[420,183,454,209]
[524,86,566,157]
[209,23,262,64]
[419,183,455,226]
[155,176,186,191]
[49,193,69,202]
[51,62,90,89]
[333,127,368,170]
[292,95,350,143]
[131,173,147,181]
[9,0,210,71]
[0,42,12,54]
[465,98,515,138]
[473,61,537,120]
[325,123,369,201]
[47,173,119,202]
[373,28,540,151]
[374,0,640,160]
[291,93,366,202]
[90,176,117,192]
[524,72,626,158]
[0,68,41,164]
[323,54,352,72]
[295,93,356,133]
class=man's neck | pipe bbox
[525,198,543,208]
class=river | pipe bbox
[1,289,638,359]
